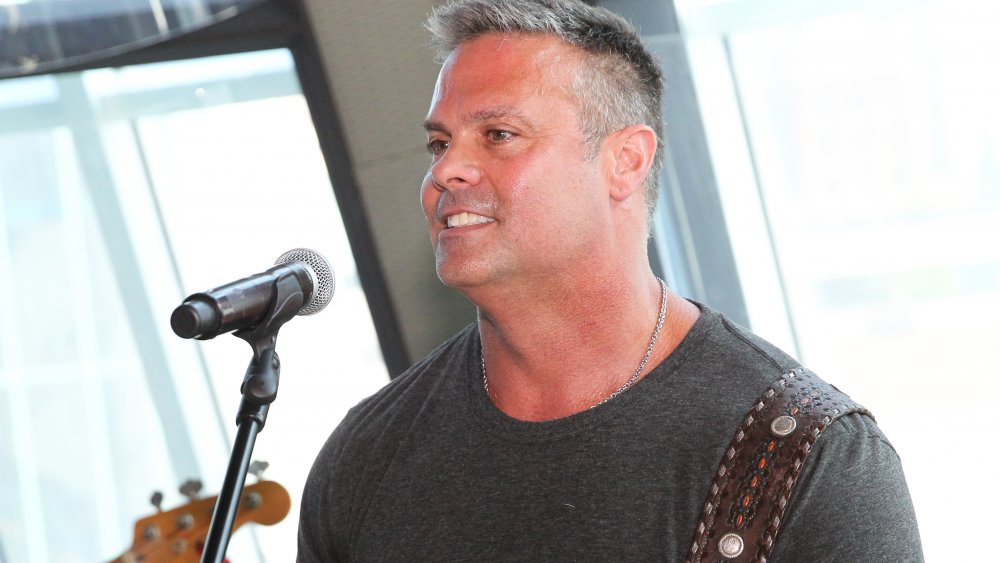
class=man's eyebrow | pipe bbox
[468,106,525,123]
[423,106,529,133]
[423,120,447,133]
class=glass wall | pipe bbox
[667,1,1000,560]
[0,49,389,561]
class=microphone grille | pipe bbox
[275,248,335,315]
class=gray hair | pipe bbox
[427,0,664,226]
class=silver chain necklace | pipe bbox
[481,277,668,409]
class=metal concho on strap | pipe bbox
[686,368,871,563]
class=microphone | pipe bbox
[170,248,335,340]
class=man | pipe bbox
[298,1,922,561]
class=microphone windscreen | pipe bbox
[274,248,335,315]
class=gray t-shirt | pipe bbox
[298,305,922,561]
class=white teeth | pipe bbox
[446,212,495,228]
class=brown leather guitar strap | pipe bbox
[685,367,872,563]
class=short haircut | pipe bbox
[427,0,664,226]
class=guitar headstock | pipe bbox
[113,480,290,562]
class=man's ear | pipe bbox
[606,124,657,202]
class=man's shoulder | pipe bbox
[334,323,478,441]
[702,306,801,374]
[668,305,805,409]
[298,324,481,560]
[769,411,922,560]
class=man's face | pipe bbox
[421,33,612,291]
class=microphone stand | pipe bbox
[200,273,307,563]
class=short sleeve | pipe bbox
[769,413,924,561]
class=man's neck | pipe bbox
[471,271,700,421]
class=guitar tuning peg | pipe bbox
[150,491,164,512]
[249,460,269,481]
[178,479,203,501]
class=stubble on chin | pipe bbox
[434,246,498,291]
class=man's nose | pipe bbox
[430,140,482,189]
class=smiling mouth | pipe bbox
[446,212,496,229]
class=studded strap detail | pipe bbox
[685,368,872,563]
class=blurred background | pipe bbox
[0,0,995,560]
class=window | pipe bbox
[0,49,388,561]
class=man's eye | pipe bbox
[426,139,449,155]
[487,130,514,142]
